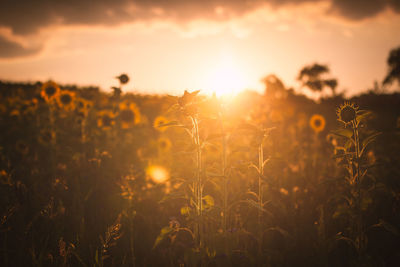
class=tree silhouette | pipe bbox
[297,63,338,95]
[262,74,287,99]
[383,46,400,87]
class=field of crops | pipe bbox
[1,79,400,266]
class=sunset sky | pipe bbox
[1,0,400,96]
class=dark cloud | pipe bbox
[1,0,399,35]
[330,0,387,20]
[0,0,399,57]
[0,35,41,58]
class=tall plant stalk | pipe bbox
[351,119,364,252]
[219,115,229,257]
[191,115,203,248]
[258,142,264,230]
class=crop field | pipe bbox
[1,75,400,266]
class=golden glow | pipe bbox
[203,52,248,97]
[147,165,169,183]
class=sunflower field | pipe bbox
[1,79,400,266]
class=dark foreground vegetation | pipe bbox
[0,78,400,266]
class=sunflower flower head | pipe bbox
[116,74,129,85]
[309,114,326,133]
[57,90,75,111]
[19,98,38,115]
[39,129,56,145]
[118,100,141,129]
[177,90,200,116]
[97,110,116,130]
[178,90,200,107]
[41,81,60,103]
[153,116,169,132]
[75,98,92,116]
[336,102,358,126]
[16,140,29,155]
[157,137,172,153]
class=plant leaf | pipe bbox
[331,129,354,141]
[202,195,215,210]
[360,132,381,156]
[153,226,174,249]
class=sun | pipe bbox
[203,53,248,97]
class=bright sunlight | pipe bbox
[203,52,248,97]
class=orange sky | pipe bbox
[0,1,400,96]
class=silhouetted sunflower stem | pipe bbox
[258,140,265,261]
[49,105,56,144]
[220,115,228,255]
[351,119,364,253]
[191,115,203,248]
[258,142,263,228]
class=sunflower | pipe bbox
[336,102,358,126]
[116,74,129,84]
[309,114,326,133]
[118,100,141,129]
[18,98,38,114]
[153,116,169,132]
[178,90,200,116]
[57,90,76,111]
[41,81,60,102]
[39,129,56,145]
[0,103,6,114]
[157,137,172,153]
[97,110,116,130]
[15,140,29,155]
[75,97,92,116]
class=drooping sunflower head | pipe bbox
[157,137,172,153]
[57,90,75,111]
[75,98,92,116]
[41,81,60,102]
[178,90,200,116]
[153,116,169,132]
[15,140,29,155]
[118,100,141,129]
[97,110,116,130]
[309,114,326,133]
[336,102,358,125]
[39,129,56,145]
[19,98,38,115]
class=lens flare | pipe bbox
[147,165,169,183]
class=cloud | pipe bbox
[0,0,399,57]
[1,0,400,34]
[329,0,391,20]
[0,35,41,58]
